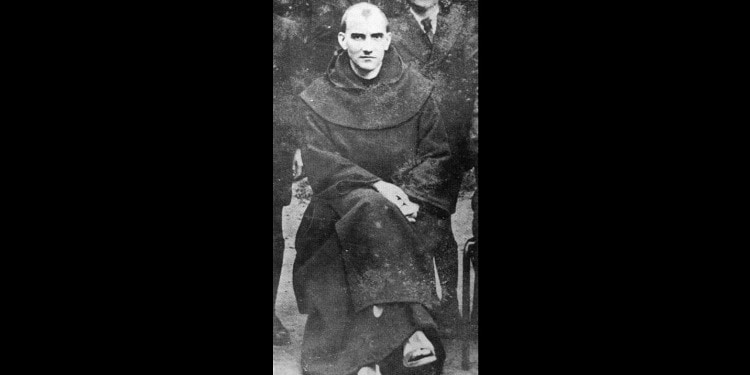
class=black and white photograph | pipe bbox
[24,1,720,371]
[273,1,479,374]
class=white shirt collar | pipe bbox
[409,5,439,34]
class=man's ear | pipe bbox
[337,32,347,50]
[384,32,392,50]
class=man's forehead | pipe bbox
[345,13,387,33]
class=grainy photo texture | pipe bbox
[273,1,478,374]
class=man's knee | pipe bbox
[345,188,397,212]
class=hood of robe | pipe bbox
[299,47,434,130]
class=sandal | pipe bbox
[402,331,437,368]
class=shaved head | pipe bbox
[340,2,389,33]
[337,2,392,79]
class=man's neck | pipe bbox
[349,59,382,81]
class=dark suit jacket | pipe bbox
[390,4,478,211]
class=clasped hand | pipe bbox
[372,181,419,223]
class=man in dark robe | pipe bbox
[389,0,478,337]
[293,3,453,374]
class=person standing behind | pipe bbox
[389,0,478,338]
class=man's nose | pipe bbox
[362,38,375,53]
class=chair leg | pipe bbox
[471,243,478,330]
[461,240,473,371]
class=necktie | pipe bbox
[421,18,433,43]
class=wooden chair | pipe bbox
[461,237,478,370]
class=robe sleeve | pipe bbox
[300,108,382,199]
[399,96,454,215]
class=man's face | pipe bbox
[338,12,391,76]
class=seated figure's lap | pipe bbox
[344,187,392,206]
[332,187,403,219]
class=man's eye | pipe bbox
[351,34,365,40]
[372,35,382,40]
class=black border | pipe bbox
[28,0,723,370]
